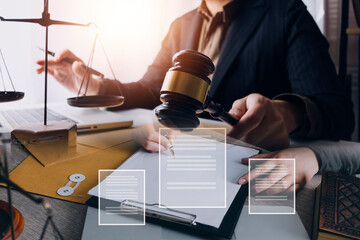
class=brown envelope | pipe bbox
[9,141,139,204]
[12,128,134,167]
[8,122,231,204]
[77,128,133,149]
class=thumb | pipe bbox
[228,97,247,119]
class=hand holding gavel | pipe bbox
[155,50,298,150]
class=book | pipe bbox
[312,171,360,240]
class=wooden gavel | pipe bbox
[155,49,239,131]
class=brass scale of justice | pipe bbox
[0,1,124,239]
[0,3,124,111]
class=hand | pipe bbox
[132,123,178,153]
[228,93,303,150]
[36,49,101,95]
[238,147,319,193]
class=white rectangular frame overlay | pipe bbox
[248,158,296,215]
[98,169,146,226]
[158,128,227,208]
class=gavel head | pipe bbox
[155,50,215,131]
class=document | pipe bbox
[159,128,226,208]
[89,135,259,228]
[248,159,296,214]
[98,170,145,225]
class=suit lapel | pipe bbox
[208,0,269,98]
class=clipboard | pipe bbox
[86,184,248,239]
[85,128,259,238]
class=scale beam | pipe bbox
[0,16,94,28]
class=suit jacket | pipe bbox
[309,141,360,175]
[99,0,354,140]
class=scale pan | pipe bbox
[0,91,24,102]
[67,95,124,108]
[0,200,24,239]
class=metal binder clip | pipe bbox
[120,200,197,226]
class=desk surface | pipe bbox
[0,109,321,240]
[0,178,320,240]
[0,141,320,240]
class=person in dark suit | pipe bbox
[37,0,354,151]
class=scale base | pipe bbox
[0,200,24,239]
[11,121,77,165]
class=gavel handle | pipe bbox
[204,101,239,126]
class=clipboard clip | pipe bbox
[120,200,197,226]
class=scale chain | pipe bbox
[99,36,123,96]
[77,33,98,98]
[0,49,16,92]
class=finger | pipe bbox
[36,67,44,74]
[228,100,266,139]
[238,172,248,184]
[228,98,247,119]
[263,174,294,195]
[139,124,170,149]
[132,128,167,152]
[36,66,55,75]
[36,60,45,66]
[237,162,267,185]
[37,59,58,65]
[241,151,279,165]
[55,49,81,63]
[251,161,286,194]
[168,130,181,142]
[143,140,166,153]
[37,60,69,69]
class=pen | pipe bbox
[165,133,175,156]
[38,47,104,78]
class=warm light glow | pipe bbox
[90,0,165,47]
